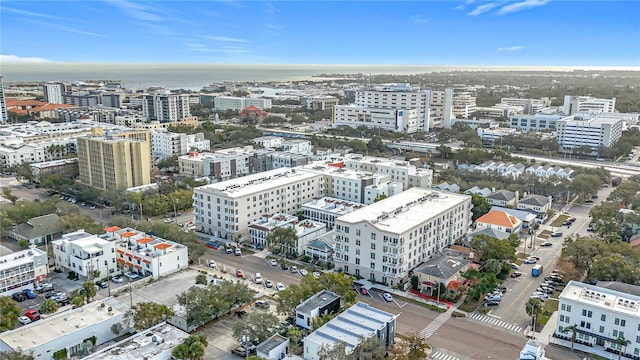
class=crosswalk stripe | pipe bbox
[431,351,460,360]
[466,312,523,334]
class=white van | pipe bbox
[254,273,263,284]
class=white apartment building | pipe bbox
[302,197,365,230]
[248,214,326,254]
[333,83,430,133]
[0,247,49,297]
[107,227,188,278]
[266,151,308,169]
[509,113,568,132]
[214,96,272,111]
[52,230,118,280]
[0,75,7,123]
[142,94,191,122]
[556,114,624,152]
[299,163,397,205]
[556,281,640,359]
[342,154,433,189]
[563,96,616,115]
[254,136,284,149]
[152,129,210,159]
[333,188,472,287]
[365,181,404,204]
[500,98,551,115]
[43,82,66,104]
[282,139,312,155]
[193,168,324,240]
[0,298,128,360]
[0,143,48,169]
[451,92,477,119]
[430,88,453,129]
[301,96,339,111]
[178,147,273,179]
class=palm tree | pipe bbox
[615,336,631,360]
[561,324,578,350]
[525,298,543,331]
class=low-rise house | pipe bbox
[466,227,512,243]
[8,213,62,246]
[257,334,290,360]
[295,290,341,330]
[303,302,398,360]
[517,195,552,223]
[465,186,492,198]
[488,206,537,228]
[475,210,522,234]
[413,252,471,298]
[434,182,460,193]
[486,190,518,207]
[304,231,335,263]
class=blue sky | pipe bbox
[1,0,639,66]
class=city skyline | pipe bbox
[0,0,639,66]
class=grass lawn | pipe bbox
[538,230,551,239]
[458,297,483,312]
[550,214,569,227]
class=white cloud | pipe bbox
[26,20,107,38]
[2,6,65,20]
[497,46,524,52]
[497,0,550,15]
[110,0,163,22]
[189,43,249,54]
[204,36,248,43]
[468,2,500,16]
[0,54,51,63]
[411,15,429,23]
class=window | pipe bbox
[615,318,621,326]
[613,330,618,337]
[587,310,592,318]
[601,314,606,322]
[356,229,361,236]
[582,309,587,316]
[559,315,565,322]
[371,243,376,250]
[561,304,566,311]
[370,262,375,269]
[621,319,626,327]
[370,253,375,260]
[566,305,571,312]
[636,336,640,344]
[599,326,604,333]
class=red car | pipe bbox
[236,269,244,278]
[25,309,41,321]
[360,287,369,295]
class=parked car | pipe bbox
[124,272,141,280]
[18,316,32,325]
[312,271,321,279]
[111,276,124,283]
[208,260,217,268]
[484,301,500,307]
[290,265,298,273]
[383,292,394,302]
[551,232,563,237]
[35,283,54,293]
[23,289,36,299]
[234,248,242,256]
[12,293,26,302]
[523,258,537,264]
[255,300,270,309]
[96,281,108,289]
[24,309,40,321]
[540,242,553,247]
[254,273,263,284]
[279,263,289,270]
[360,287,369,295]
[225,247,234,254]
[510,271,523,278]
[276,282,285,291]
[299,269,308,276]
[232,347,247,357]
[269,259,278,266]
[264,279,273,288]
[510,263,520,270]
[236,269,244,278]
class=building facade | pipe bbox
[302,197,365,230]
[429,88,453,129]
[43,82,67,104]
[0,247,49,296]
[563,96,616,115]
[214,96,272,111]
[556,114,624,152]
[556,281,640,360]
[0,75,7,123]
[333,188,472,287]
[142,94,191,122]
[509,113,567,132]
[152,130,210,159]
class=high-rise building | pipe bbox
[333,188,471,286]
[430,88,454,129]
[77,134,152,190]
[213,96,272,111]
[142,94,191,122]
[556,113,623,153]
[563,95,616,115]
[333,84,431,133]
[101,93,122,108]
[0,75,7,123]
[63,93,101,107]
[42,82,67,104]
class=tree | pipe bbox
[276,272,355,317]
[437,145,452,159]
[71,296,85,307]
[110,322,124,336]
[351,336,386,360]
[126,302,174,330]
[525,298,543,330]
[562,237,603,276]
[561,324,578,350]
[310,313,333,331]
[319,341,348,360]
[172,335,208,360]
[40,298,60,314]
[286,326,305,355]
[157,155,178,170]
[232,312,280,344]
[266,227,298,256]
[469,234,516,262]
[195,274,207,285]
[81,281,97,303]
[569,174,602,198]
[2,188,18,204]
[0,351,35,360]
[615,336,631,360]
[0,296,21,331]
[470,194,491,221]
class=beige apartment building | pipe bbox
[77,135,152,190]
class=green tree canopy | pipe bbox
[126,302,174,330]
[470,194,491,221]
[0,297,21,331]
[172,335,208,360]
[232,312,280,344]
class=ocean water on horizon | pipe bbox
[1,63,631,90]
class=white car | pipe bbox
[208,260,216,268]
[111,276,124,283]
[290,265,298,273]
[523,258,537,264]
[254,273,263,284]
[269,259,278,266]
[276,282,285,291]
[312,272,321,279]
[264,279,273,288]
[18,316,32,325]
[124,272,141,280]
[383,292,394,302]
[299,269,308,276]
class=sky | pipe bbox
[1,0,639,66]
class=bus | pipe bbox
[532,264,543,277]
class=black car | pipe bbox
[96,281,108,289]
[484,301,500,307]
[279,263,289,270]
[12,293,27,302]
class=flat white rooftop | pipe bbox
[336,188,470,233]
[560,280,640,317]
[0,298,126,351]
[195,168,320,198]
[0,248,46,272]
[302,197,365,214]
